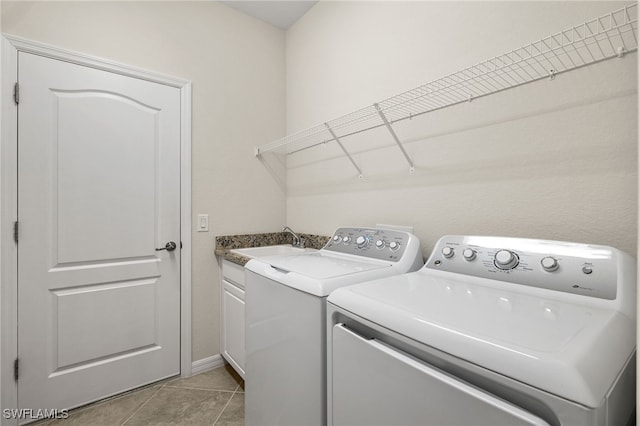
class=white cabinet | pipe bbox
[221,259,245,378]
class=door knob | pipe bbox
[156,241,177,252]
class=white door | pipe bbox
[17,52,181,411]
[221,279,245,378]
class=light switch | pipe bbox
[197,214,209,232]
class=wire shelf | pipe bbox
[255,3,638,173]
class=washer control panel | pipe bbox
[325,227,411,262]
[426,235,620,300]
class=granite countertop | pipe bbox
[215,232,330,266]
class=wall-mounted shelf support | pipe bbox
[254,4,637,178]
[325,123,363,179]
[374,103,415,173]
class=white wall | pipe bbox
[0,5,4,413]
[285,1,638,259]
[1,1,287,362]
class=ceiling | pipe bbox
[219,1,318,30]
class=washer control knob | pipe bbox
[441,247,454,258]
[389,241,400,251]
[541,256,559,272]
[356,236,368,247]
[494,250,519,270]
[342,236,351,244]
[582,265,593,275]
[462,248,476,261]
[375,240,385,249]
[332,235,341,242]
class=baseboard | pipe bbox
[191,354,225,375]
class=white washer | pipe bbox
[327,235,636,426]
[244,227,423,426]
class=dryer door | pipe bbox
[330,324,551,426]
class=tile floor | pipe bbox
[35,364,244,426]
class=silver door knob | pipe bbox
[156,241,177,252]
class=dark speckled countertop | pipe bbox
[215,232,330,266]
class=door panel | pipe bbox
[18,52,181,412]
[55,90,158,263]
[54,279,157,368]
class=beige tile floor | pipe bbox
[35,364,244,426]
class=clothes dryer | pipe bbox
[328,235,636,426]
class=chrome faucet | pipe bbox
[282,226,305,248]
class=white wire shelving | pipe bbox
[255,3,638,177]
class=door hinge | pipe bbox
[13,221,19,244]
[13,82,19,105]
[14,358,19,381]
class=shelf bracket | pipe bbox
[325,123,364,179]
[374,103,415,173]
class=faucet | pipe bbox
[282,226,305,248]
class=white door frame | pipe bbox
[0,34,192,421]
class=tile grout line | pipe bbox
[164,384,238,393]
[55,381,170,422]
[119,383,166,426]
[211,384,241,426]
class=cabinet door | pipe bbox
[222,280,245,378]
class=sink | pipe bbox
[230,245,318,259]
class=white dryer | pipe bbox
[327,235,636,426]
[244,227,423,426]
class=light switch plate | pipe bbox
[197,214,209,232]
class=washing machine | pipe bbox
[244,227,423,426]
[327,235,636,426]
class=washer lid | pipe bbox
[328,271,636,408]
[245,251,394,297]
[265,252,391,279]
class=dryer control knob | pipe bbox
[375,240,385,249]
[389,241,400,251]
[442,247,454,258]
[342,236,351,244]
[462,248,476,261]
[332,235,341,242]
[541,256,559,272]
[356,236,368,247]
[494,250,519,270]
